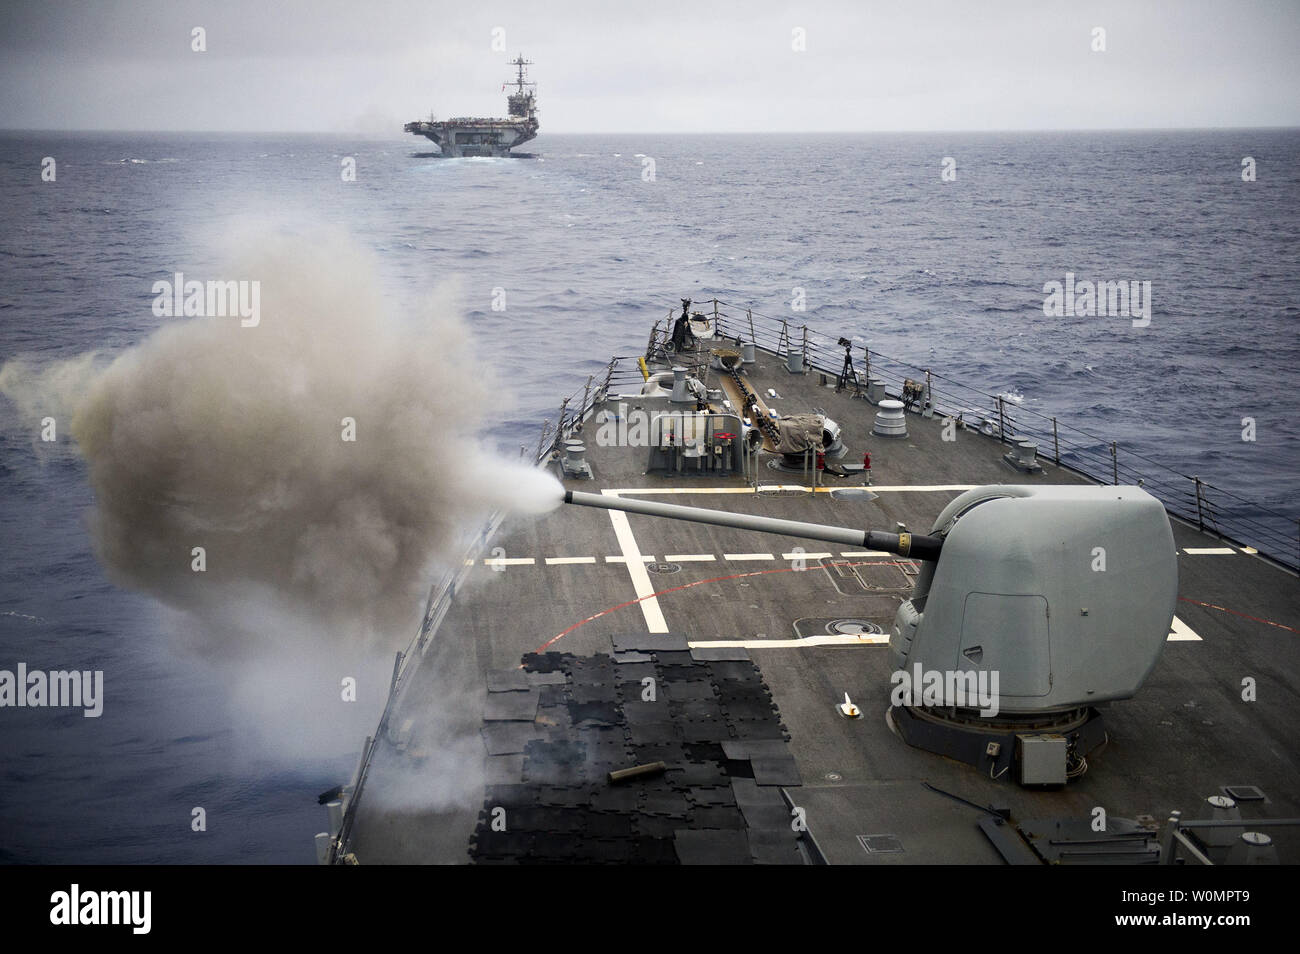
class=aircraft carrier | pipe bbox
[403,55,539,158]
[324,299,1298,866]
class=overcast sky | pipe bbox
[1,0,1298,133]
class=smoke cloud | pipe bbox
[3,230,564,654]
[0,227,572,815]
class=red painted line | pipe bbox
[1177,597,1298,634]
[534,561,906,653]
[535,581,1297,653]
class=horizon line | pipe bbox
[3,124,1299,137]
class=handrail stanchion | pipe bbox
[534,419,552,463]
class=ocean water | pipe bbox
[0,130,1297,863]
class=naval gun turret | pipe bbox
[564,484,1178,784]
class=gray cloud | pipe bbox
[0,1,1298,132]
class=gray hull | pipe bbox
[404,119,537,157]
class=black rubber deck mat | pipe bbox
[690,646,753,662]
[630,743,683,762]
[652,650,696,665]
[663,680,719,701]
[731,777,789,807]
[637,726,690,749]
[748,829,804,865]
[611,632,690,653]
[527,671,568,686]
[486,669,532,692]
[751,755,803,786]
[613,662,657,681]
[678,720,733,743]
[570,683,619,704]
[730,720,788,741]
[674,829,752,865]
[621,700,672,725]
[676,700,726,720]
[481,723,541,756]
[686,805,747,829]
[468,650,806,864]
[708,660,763,681]
[642,793,691,816]
[518,652,566,673]
[668,760,729,787]
[484,753,526,785]
[483,690,540,722]
[613,650,654,663]
[738,803,793,829]
[690,785,739,808]
[567,701,621,726]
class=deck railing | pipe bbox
[326,508,507,863]
[595,297,1296,571]
[525,356,648,464]
[329,357,635,862]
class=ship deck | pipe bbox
[347,338,1299,865]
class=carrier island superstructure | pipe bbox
[404,55,539,157]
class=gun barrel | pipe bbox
[563,490,943,561]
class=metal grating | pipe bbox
[858,834,904,854]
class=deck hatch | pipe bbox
[960,592,1051,697]
[1223,785,1266,802]
[858,835,904,854]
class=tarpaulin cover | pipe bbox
[772,413,825,454]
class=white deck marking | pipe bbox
[665,554,716,562]
[839,551,890,557]
[602,491,668,633]
[724,553,775,561]
[689,634,890,649]
[1242,547,1258,555]
[605,555,656,563]
[694,618,1204,650]
[605,485,976,496]
[544,557,597,565]
[782,552,832,560]
[1182,547,1236,555]
[481,557,536,566]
